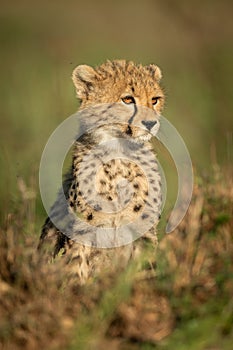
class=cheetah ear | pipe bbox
[72,65,97,99]
[146,64,162,82]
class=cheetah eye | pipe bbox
[122,95,135,105]
[152,97,160,105]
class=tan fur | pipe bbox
[38,60,165,284]
[72,60,164,111]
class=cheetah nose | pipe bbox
[141,120,157,131]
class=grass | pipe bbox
[0,166,232,350]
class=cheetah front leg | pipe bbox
[38,217,92,284]
[37,217,68,260]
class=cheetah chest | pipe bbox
[68,142,162,231]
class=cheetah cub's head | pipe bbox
[72,60,165,143]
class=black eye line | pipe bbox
[122,95,136,104]
[152,96,162,104]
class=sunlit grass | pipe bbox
[0,165,232,349]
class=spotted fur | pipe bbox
[38,60,165,284]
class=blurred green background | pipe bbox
[0,0,232,225]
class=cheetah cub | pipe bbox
[38,60,165,284]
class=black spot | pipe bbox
[133,183,139,189]
[134,204,142,212]
[144,200,153,208]
[131,86,135,93]
[108,196,113,201]
[106,104,113,110]
[72,255,82,263]
[78,191,82,196]
[126,125,133,135]
[94,204,102,211]
[100,180,106,185]
[87,213,93,220]
[74,193,77,201]
[153,198,158,203]
[126,189,131,196]
[72,183,76,190]
[142,213,149,219]
[70,201,74,207]
[144,190,149,195]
